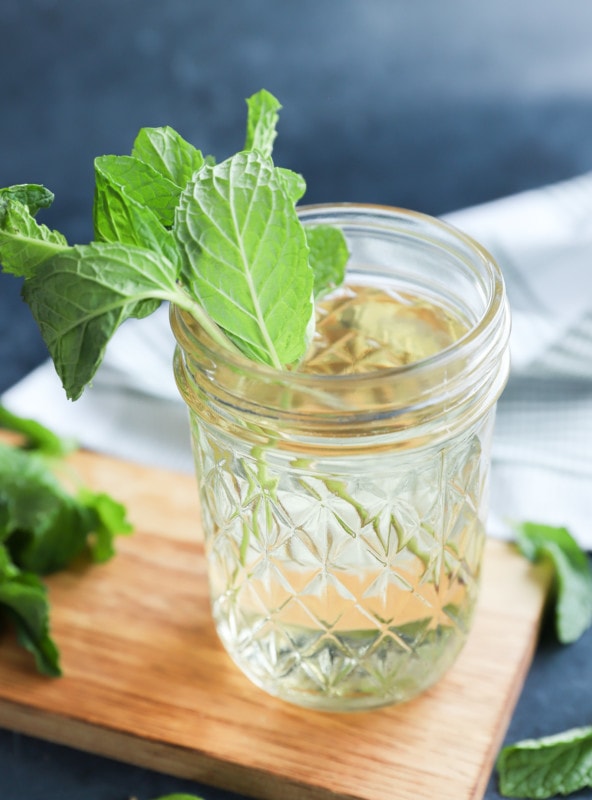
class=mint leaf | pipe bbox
[0,198,68,276]
[0,443,95,573]
[0,184,54,215]
[306,225,350,298]
[0,404,76,457]
[151,795,205,800]
[0,545,61,676]
[93,170,181,269]
[93,155,180,229]
[1,89,349,395]
[515,522,592,644]
[78,488,133,563]
[21,241,184,400]
[244,90,306,203]
[175,150,314,368]
[244,88,282,158]
[497,726,592,798]
[276,167,307,204]
[0,421,132,676]
[132,126,205,187]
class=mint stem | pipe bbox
[171,288,244,358]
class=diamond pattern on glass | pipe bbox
[191,413,487,709]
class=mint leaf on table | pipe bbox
[77,487,133,563]
[0,545,61,677]
[0,404,75,457]
[0,441,131,574]
[150,795,205,800]
[497,726,592,799]
[175,149,314,368]
[514,521,592,644]
[0,442,90,573]
[0,410,132,675]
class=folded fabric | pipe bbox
[446,172,592,547]
[4,172,592,548]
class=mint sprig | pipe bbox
[0,404,76,456]
[0,89,349,400]
[514,521,592,644]
[496,523,592,798]
[0,406,132,675]
[497,726,592,799]
[0,544,61,676]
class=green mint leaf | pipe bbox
[94,169,181,270]
[276,167,307,204]
[93,155,180,229]
[0,441,132,573]
[1,90,349,387]
[0,545,61,676]
[244,91,307,203]
[244,88,282,158]
[132,126,205,187]
[0,443,93,573]
[514,521,592,644]
[21,241,182,400]
[306,225,350,298]
[78,487,133,563]
[151,795,205,800]
[497,726,592,798]
[0,184,55,215]
[175,150,314,368]
[0,198,68,277]
[0,404,76,457]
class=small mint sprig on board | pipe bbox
[496,522,592,798]
[0,89,349,400]
[0,406,133,676]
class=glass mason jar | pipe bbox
[171,204,511,712]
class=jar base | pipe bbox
[215,618,468,712]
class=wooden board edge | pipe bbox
[469,608,545,799]
[0,698,361,800]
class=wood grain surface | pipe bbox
[0,443,550,800]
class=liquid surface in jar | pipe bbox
[298,283,469,375]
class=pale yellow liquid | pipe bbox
[199,283,484,710]
[300,283,467,374]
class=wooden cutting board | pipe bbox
[0,443,550,800]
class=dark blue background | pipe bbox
[1,1,592,798]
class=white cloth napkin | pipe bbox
[3,173,592,548]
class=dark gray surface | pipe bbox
[1,2,592,798]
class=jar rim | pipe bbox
[172,202,509,391]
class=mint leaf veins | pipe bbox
[497,726,592,799]
[175,150,314,368]
[0,89,349,400]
